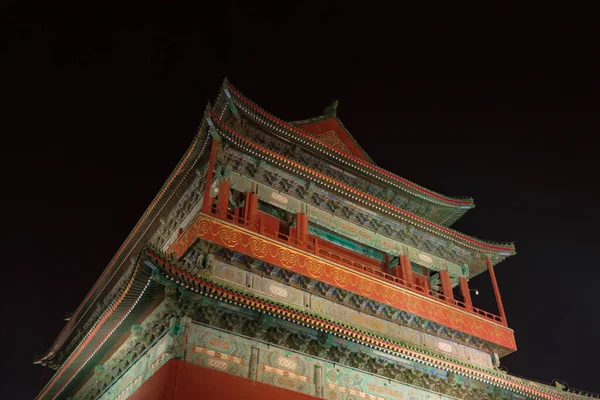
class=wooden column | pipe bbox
[216,179,230,217]
[487,256,507,325]
[296,212,304,242]
[459,277,473,311]
[401,255,413,285]
[423,269,431,294]
[248,193,259,226]
[423,276,431,295]
[201,137,219,214]
[439,270,454,301]
[383,254,391,275]
[258,214,264,234]
[295,212,309,244]
[301,214,309,242]
[243,191,252,223]
[393,264,403,281]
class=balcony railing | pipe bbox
[203,207,504,326]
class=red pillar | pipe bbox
[243,191,252,223]
[295,213,309,245]
[401,255,413,286]
[459,277,473,311]
[296,212,303,242]
[247,193,259,227]
[423,276,431,295]
[301,214,309,242]
[439,270,454,301]
[201,137,219,214]
[383,254,391,275]
[487,256,507,325]
[216,179,230,218]
[258,215,264,234]
[393,263,403,282]
[423,268,431,294]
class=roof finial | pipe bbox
[323,100,339,116]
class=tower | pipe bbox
[34,79,591,400]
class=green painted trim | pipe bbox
[308,225,384,262]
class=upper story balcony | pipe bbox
[167,182,515,354]
[206,204,504,324]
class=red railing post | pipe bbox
[295,212,303,241]
[302,214,309,243]
[383,254,390,275]
[243,191,251,225]
[487,256,507,326]
[401,255,413,287]
[393,263,403,281]
[423,277,431,296]
[295,212,309,246]
[216,179,230,217]
[439,269,454,302]
[248,193,259,227]
[459,277,473,312]
[422,269,431,296]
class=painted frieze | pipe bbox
[185,322,469,400]
[208,258,494,369]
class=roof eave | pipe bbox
[35,108,213,366]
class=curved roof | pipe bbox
[223,80,474,212]
[208,108,516,261]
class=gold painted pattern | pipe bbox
[316,130,353,154]
[263,365,309,382]
[149,353,168,371]
[192,345,243,364]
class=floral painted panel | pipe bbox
[184,322,462,400]
[207,259,493,369]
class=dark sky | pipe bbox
[2,3,599,399]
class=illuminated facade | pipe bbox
[35,80,595,399]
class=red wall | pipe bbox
[129,359,318,400]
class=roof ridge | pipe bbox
[225,82,475,207]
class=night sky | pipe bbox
[2,3,600,399]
